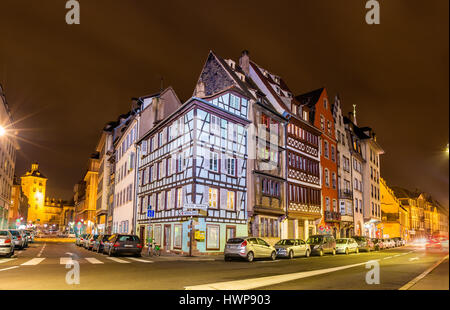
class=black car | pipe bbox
[103,234,142,257]
[92,234,111,253]
[306,235,336,256]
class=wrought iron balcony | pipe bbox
[339,189,353,200]
[325,211,341,222]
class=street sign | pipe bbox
[178,210,199,216]
[183,203,208,211]
[147,210,155,218]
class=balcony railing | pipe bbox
[325,211,341,222]
[339,190,353,200]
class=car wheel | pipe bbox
[224,256,232,262]
[332,248,336,256]
[356,248,359,254]
[271,251,277,261]
[289,250,294,259]
[246,251,254,262]
[108,248,114,257]
[134,253,142,258]
[319,249,324,257]
[305,249,310,257]
[345,248,349,255]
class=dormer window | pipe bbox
[292,104,297,115]
[324,98,328,109]
[303,111,309,121]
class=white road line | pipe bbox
[384,256,392,260]
[185,260,377,290]
[85,258,104,264]
[127,257,154,263]
[37,243,46,257]
[0,258,16,264]
[60,257,74,265]
[0,266,19,272]
[257,260,281,263]
[409,257,419,262]
[21,258,46,266]
[399,255,449,290]
[106,257,130,264]
[394,254,401,257]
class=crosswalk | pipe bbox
[0,256,154,267]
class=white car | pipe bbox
[336,238,359,254]
[0,230,15,257]
[383,239,395,248]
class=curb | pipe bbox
[398,254,449,290]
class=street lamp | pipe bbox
[0,125,5,136]
[446,143,449,155]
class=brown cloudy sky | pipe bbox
[0,0,448,208]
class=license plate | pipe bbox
[124,245,133,248]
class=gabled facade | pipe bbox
[297,88,340,237]
[333,96,354,237]
[380,178,409,240]
[194,51,288,246]
[343,115,365,236]
[249,56,321,241]
[20,163,48,225]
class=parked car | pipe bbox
[372,238,384,251]
[392,237,403,247]
[306,235,336,256]
[224,237,277,262]
[102,234,143,257]
[275,239,310,259]
[85,234,100,250]
[0,230,15,257]
[8,230,26,250]
[383,239,395,248]
[23,230,34,243]
[352,236,374,252]
[76,234,87,246]
[336,238,359,255]
[92,234,111,253]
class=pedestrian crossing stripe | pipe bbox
[85,257,104,264]
[106,257,130,263]
[60,257,74,265]
[0,258,16,264]
[127,257,154,263]
[21,258,45,266]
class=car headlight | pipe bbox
[313,245,319,249]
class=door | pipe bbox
[257,238,272,257]
[226,226,236,243]
[163,225,171,252]
[297,239,307,256]
[139,226,145,245]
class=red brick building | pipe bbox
[297,88,340,237]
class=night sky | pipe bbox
[0,0,448,208]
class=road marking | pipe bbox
[394,254,401,257]
[409,257,419,262]
[85,258,104,264]
[127,257,154,263]
[21,258,46,266]
[37,243,46,257]
[257,260,281,263]
[383,256,392,260]
[60,257,74,265]
[399,255,449,290]
[106,257,130,264]
[185,260,378,290]
[0,266,19,272]
[0,258,16,264]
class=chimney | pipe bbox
[239,50,250,76]
[194,81,206,98]
[352,104,358,125]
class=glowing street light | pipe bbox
[0,125,5,136]
[446,143,449,155]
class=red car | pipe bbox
[426,238,449,253]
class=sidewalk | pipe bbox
[141,247,224,261]
[409,257,449,290]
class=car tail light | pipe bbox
[18,236,21,240]
[113,242,120,247]
[240,240,247,247]
[137,244,142,248]
[5,239,11,244]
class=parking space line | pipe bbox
[21,258,46,266]
[127,257,154,263]
[0,266,19,272]
[60,257,74,265]
[85,258,104,264]
[106,257,130,263]
[185,260,372,290]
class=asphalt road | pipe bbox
[0,242,447,290]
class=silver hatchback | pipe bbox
[224,237,277,262]
[0,230,15,257]
[275,239,311,259]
